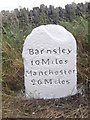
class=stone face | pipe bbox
[22,24,77,99]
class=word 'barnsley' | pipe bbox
[28,47,72,55]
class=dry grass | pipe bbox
[1,9,90,119]
[2,90,89,119]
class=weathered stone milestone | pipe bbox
[22,24,77,99]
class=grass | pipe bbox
[2,16,89,91]
[1,13,89,118]
[2,90,88,118]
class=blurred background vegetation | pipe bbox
[1,2,90,94]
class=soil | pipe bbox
[2,91,89,119]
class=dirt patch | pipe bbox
[2,92,89,118]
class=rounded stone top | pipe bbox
[23,24,76,47]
